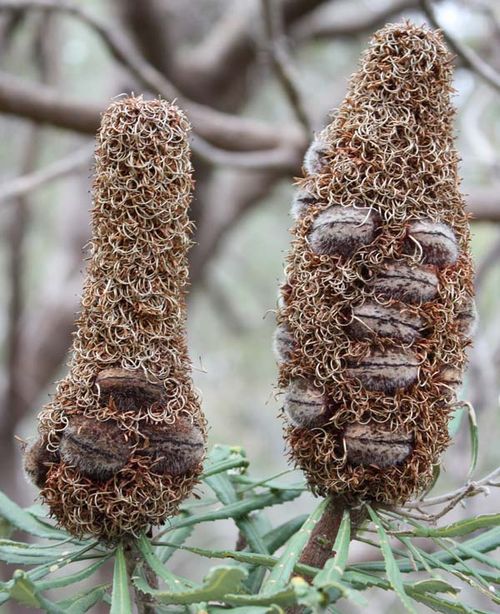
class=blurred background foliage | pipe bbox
[0,0,500,612]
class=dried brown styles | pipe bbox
[24,96,206,540]
[275,23,475,506]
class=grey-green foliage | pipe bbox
[0,444,499,613]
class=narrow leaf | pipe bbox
[406,589,479,614]
[155,521,193,564]
[110,543,132,614]
[137,534,191,591]
[0,493,66,540]
[8,570,64,613]
[57,584,110,614]
[394,514,500,539]
[164,489,300,533]
[464,402,478,477]
[133,565,247,605]
[263,515,308,554]
[37,555,111,590]
[366,505,417,614]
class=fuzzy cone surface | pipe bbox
[25,96,206,539]
[276,23,474,505]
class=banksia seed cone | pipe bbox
[24,96,206,539]
[274,23,475,505]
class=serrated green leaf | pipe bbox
[263,514,308,553]
[110,543,132,614]
[0,539,75,565]
[134,565,247,605]
[311,510,367,608]
[37,555,111,590]
[0,492,65,540]
[210,607,283,613]
[394,514,500,539]
[164,489,300,534]
[454,542,500,572]
[202,456,249,479]
[464,402,478,477]
[344,569,391,590]
[56,583,110,613]
[8,570,64,613]
[225,585,297,607]
[406,589,481,614]
[203,444,247,472]
[409,579,459,596]
[366,506,417,614]
[354,526,500,574]
[344,570,481,614]
[155,519,193,564]
[136,534,192,591]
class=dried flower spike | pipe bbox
[24,96,206,540]
[275,23,475,506]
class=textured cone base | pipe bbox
[276,23,474,506]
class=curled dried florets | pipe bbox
[25,96,206,539]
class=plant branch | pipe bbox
[294,0,420,40]
[421,0,500,94]
[392,465,500,522]
[296,497,346,571]
[261,0,311,132]
[0,0,303,156]
[0,143,93,203]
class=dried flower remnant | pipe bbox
[274,23,476,506]
[23,96,206,539]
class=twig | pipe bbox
[180,0,329,104]
[390,465,500,522]
[261,0,311,132]
[294,0,419,41]
[474,230,500,292]
[296,497,346,571]
[420,0,500,94]
[192,133,303,172]
[0,143,93,203]
[0,0,303,156]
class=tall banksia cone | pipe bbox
[24,96,206,539]
[274,23,476,506]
